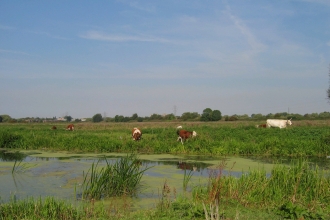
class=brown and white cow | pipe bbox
[66,124,74,131]
[132,127,142,141]
[176,126,197,144]
[256,124,267,128]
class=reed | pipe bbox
[183,169,193,192]
[193,159,330,219]
[11,159,36,174]
[81,154,150,200]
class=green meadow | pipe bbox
[1,120,330,156]
[1,121,330,219]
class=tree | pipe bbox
[201,108,213,121]
[150,113,163,120]
[0,115,12,122]
[181,112,199,121]
[64,115,72,122]
[92,113,103,122]
[131,113,138,120]
[0,116,2,122]
[201,108,221,121]
[211,110,222,121]
[251,113,264,120]
[114,115,124,122]
[164,113,176,120]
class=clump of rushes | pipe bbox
[81,154,151,200]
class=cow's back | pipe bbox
[266,119,287,128]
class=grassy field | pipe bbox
[1,120,330,156]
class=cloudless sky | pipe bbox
[1,0,330,119]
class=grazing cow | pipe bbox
[176,126,197,144]
[66,124,74,131]
[51,126,57,130]
[266,119,292,129]
[256,124,267,128]
[132,128,142,141]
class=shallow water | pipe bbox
[0,149,329,209]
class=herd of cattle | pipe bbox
[51,119,292,144]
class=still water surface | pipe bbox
[1,149,329,209]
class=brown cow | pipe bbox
[51,126,57,130]
[256,124,267,128]
[132,128,142,141]
[66,124,74,131]
[176,126,197,144]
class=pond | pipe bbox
[1,149,330,210]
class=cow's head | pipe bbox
[287,118,292,125]
[132,128,142,141]
[134,133,142,141]
[192,131,197,137]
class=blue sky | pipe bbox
[1,0,330,118]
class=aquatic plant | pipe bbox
[81,154,151,200]
[183,168,193,192]
[11,159,36,174]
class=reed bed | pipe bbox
[1,121,330,157]
[81,154,150,200]
[192,160,330,219]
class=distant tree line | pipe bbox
[2,110,330,123]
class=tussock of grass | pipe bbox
[81,154,151,200]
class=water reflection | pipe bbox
[0,150,27,161]
[243,155,330,170]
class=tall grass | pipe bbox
[81,154,151,200]
[193,160,330,219]
[0,197,83,220]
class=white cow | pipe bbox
[266,119,292,129]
